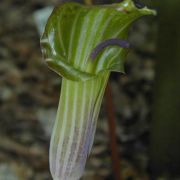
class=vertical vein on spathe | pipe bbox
[80,10,109,68]
[61,82,78,178]
[88,73,109,154]
[75,80,95,177]
[55,80,70,179]
[68,81,86,175]
[75,11,101,69]
[73,11,91,68]
[84,14,113,67]
[57,13,66,56]
[49,80,67,177]
[68,10,82,64]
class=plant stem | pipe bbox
[105,82,121,180]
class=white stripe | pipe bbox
[82,12,113,68]
[49,80,67,177]
[54,80,70,178]
[74,11,102,68]
[88,74,109,154]
[68,10,82,63]
[75,80,94,165]
[73,15,91,66]
[57,13,66,55]
[61,82,78,177]
[68,81,87,174]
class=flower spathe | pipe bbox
[40,0,156,179]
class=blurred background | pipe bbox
[0,0,179,179]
